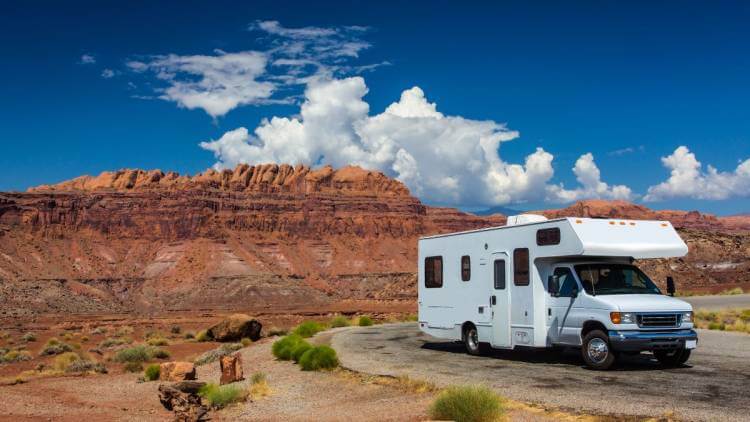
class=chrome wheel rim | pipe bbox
[467,329,479,351]
[587,338,609,363]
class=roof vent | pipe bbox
[506,214,548,226]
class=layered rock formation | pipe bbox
[1,164,748,319]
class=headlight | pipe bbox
[682,312,693,323]
[610,312,636,324]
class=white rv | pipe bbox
[417,215,697,370]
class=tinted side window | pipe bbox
[513,248,530,286]
[554,267,577,297]
[461,256,471,281]
[536,228,561,246]
[425,256,443,288]
[494,259,506,289]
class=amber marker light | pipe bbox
[610,312,622,324]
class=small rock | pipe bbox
[160,362,196,382]
[207,314,262,342]
[158,381,208,422]
[219,353,244,385]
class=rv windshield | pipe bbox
[574,264,661,296]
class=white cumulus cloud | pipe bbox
[644,146,750,201]
[200,76,630,206]
[79,54,96,64]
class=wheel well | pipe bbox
[461,321,476,340]
[581,320,608,338]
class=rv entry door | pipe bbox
[490,252,511,348]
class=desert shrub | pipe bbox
[358,315,374,327]
[53,352,81,371]
[0,331,9,340]
[194,343,242,366]
[196,330,211,342]
[291,341,313,363]
[124,361,143,372]
[2,350,32,363]
[293,321,325,338]
[184,331,195,340]
[429,385,504,422]
[81,335,89,343]
[40,338,73,356]
[251,372,267,384]
[330,316,350,328]
[115,326,134,337]
[170,325,182,335]
[298,345,338,371]
[722,287,744,295]
[250,372,271,398]
[66,359,107,374]
[199,383,249,409]
[707,321,726,331]
[241,338,253,347]
[61,332,73,341]
[147,337,169,346]
[99,337,132,348]
[91,327,107,335]
[21,333,37,342]
[267,327,288,337]
[144,363,161,381]
[403,314,418,322]
[152,348,171,359]
[114,345,151,363]
[271,334,304,361]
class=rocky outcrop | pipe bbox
[158,381,208,422]
[207,314,262,342]
[219,354,244,385]
[160,362,197,382]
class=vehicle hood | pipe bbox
[591,294,692,312]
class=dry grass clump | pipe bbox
[115,326,134,337]
[90,326,107,335]
[249,372,271,399]
[194,343,242,366]
[99,337,133,348]
[21,333,37,342]
[2,350,32,363]
[146,337,170,346]
[52,352,106,374]
[695,308,750,334]
[198,383,249,409]
[114,345,170,364]
[241,337,253,347]
[430,385,504,422]
[196,330,211,342]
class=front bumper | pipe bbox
[608,329,697,352]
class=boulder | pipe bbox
[219,353,244,385]
[160,362,196,382]
[207,314,262,342]
[158,381,208,422]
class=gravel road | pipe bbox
[683,293,750,310]
[333,323,750,421]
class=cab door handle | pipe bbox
[490,295,497,306]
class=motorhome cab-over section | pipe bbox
[417,215,697,370]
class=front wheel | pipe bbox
[463,325,486,356]
[581,330,617,370]
[654,348,691,367]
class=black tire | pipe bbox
[463,324,485,356]
[581,330,617,370]
[655,348,690,367]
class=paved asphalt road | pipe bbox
[683,293,750,310]
[333,323,750,421]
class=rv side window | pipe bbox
[513,248,529,286]
[494,259,506,289]
[461,256,471,281]
[425,256,443,288]
[536,228,560,246]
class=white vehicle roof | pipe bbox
[420,216,688,259]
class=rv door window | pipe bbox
[493,259,506,289]
[536,228,561,245]
[461,256,471,281]
[425,256,443,288]
[513,248,530,286]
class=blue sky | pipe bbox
[1,1,749,214]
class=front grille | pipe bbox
[637,313,680,328]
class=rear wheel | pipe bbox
[463,324,485,356]
[655,348,690,367]
[581,330,616,370]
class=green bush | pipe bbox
[298,345,338,371]
[429,385,504,422]
[199,383,248,409]
[21,332,37,342]
[293,321,325,338]
[151,348,171,359]
[144,364,161,381]
[99,337,132,348]
[271,334,304,360]
[196,330,211,342]
[291,341,313,363]
[115,345,150,363]
[358,315,374,327]
[329,316,350,328]
[194,343,242,366]
[39,338,73,355]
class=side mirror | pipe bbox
[666,276,675,297]
[548,275,559,297]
